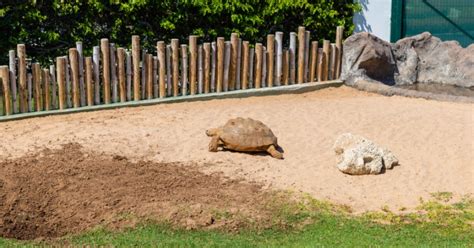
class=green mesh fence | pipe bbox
[402,0,474,47]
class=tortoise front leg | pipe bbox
[267,145,283,159]
[208,136,220,152]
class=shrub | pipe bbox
[0,0,360,64]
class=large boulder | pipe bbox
[341,32,397,85]
[333,133,398,175]
[341,32,474,88]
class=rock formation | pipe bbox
[333,133,398,175]
[341,32,474,88]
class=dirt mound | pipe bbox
[0,143,272,240]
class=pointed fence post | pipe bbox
[255,43,263,89]
[216,37,224,93]
[76,41,86,106]
[93,46,101,105]
[49,64,57,109]
[8,50,17,113]
[17,44,27,113]
[266,34,274,87]
[275,32,283,86]
[0,66,12,115]
[32,63,42,111]
[157,41,166,98]
[117,48,126,102]
[132,35,141,101]
[180,44,188,96]
[101,39,111,104]
[203,42,211,94]
[85,56,94,106]
[42,68,50,111]
[171,39,180,97]
[57,57,66,110]
[297,27,305,84]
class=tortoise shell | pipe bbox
[219,117,278,151]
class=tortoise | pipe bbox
[206,117,283,159]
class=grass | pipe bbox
[1,193,473,247]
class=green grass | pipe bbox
[1,193,473,247]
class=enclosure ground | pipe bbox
[0,144,472,246]
[0,86,472,213]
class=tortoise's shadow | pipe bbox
[221,146,285,159]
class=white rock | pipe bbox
[333,133,399,175]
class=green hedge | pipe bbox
[0,0,360,65]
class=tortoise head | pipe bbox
[206,128,221,137]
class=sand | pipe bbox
[0,86,472,212]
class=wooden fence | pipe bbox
[0,26,344,117]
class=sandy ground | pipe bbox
[0,86,472,212]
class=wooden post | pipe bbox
[132,35,140,101]
[223,41,231,92]
[166,45,172,96]
[27,73,33,112]
[254,43,263,89]
[304,31,310,83]
[329,43,337,80]
[189,35,198,95]
[282,50,289,85]
[236,38,242,90]
[57,57,66,109]
[65,57,72,108]
[141,49,146,99]
[69,48,80,108]
[297,26,305,84]
[180,44,188,96]
[49,64,57,109]
[229,33,238,91]
[146,53,153,99]
[8,50,17,113]
[85,57,94,106]
[275,32,283,86]
[203,42,211,94]
[42,69,50,111]
[211,42,216,92]
[76,41,86,106]
[248,47,254,88]
[126,51,132,101]
[266,34,275,87]
[92,46,101,105]
[309,41,318,82]
[117,48,126,102]
[32,63,42,111]
[17,44,27,113]
[198,44,203,94]
[153,56,158,98]
[322,40,330,81]
[335,26,344,79]
[101,39,111,104]
[241,41,249,90]
[157,41,166,98]
[289,32,296,85]
[216,38,224,93]
[110,43,118,103]
[262,47,267,87]
[317,48,324,82]
[0,66,12,115]
[171,39,180,97]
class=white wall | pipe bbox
[353,0,392,42]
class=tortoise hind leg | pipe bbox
[209,136,220,152]
[267,145,283,159]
